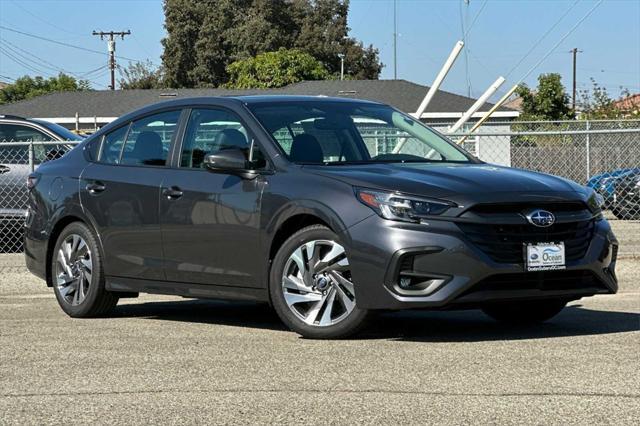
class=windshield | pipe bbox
[31,120,84,141]
[248,101,472,164]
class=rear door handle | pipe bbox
[162,186,183,200]
[86,181,106,194]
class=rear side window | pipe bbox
[121,110,181,166]
[99,125,129,164]
[98,110,181,166]
[0,124,58,165]
[0,124,49,142]
[180,109,250,169]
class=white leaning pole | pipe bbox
[413,40,465,119]
[395,41,464,154]
[456,83,519,145]
[448,76,506,134]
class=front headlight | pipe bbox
[355,188,455,223]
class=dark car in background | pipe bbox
[0,115,83,252]
[24,97,618,338]
[587,168,640,209]
[612,171,640,220]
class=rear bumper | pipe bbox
[24,209,47,281]
[343,215,618,310]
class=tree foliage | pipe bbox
[226,48,329,88]
[161,0,382,88]
[0,74,90,105]
[579,79,640,119]
[118,61,163,89]
[515,73,574,121]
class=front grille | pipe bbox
[461,270,605,295]
[458,220,595,264]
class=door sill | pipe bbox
[106,276,268,302]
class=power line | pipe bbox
[0,39,109,88]
[505,0,580,79]
[0,25,150,65]
[0,46,48,75]
[463,0,488,39]
[8,0,85,37]
[459,0,472,97]
[3,39,72,74]
[514,0,604,86]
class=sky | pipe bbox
[0,0,638,102]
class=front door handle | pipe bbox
[162,186,183,200]
[86,181,106,194]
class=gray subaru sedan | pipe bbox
[24,96,618,338]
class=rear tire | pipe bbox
[51,222,118,317]
[482,300,567,324]
[269,225,370,339]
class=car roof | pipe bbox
[229,95,382,105]
[96,95,386,136]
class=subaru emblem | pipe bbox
[526,210,555,227]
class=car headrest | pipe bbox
[127,131,164,165]
[290,134,323,163]
[214,129,247,151]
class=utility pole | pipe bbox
[338,54,345,80]
[393,0,397,79]
[571,48,581,111]
[92,30,131,90]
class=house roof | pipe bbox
[0,79,515,119]
[612,93,640,111]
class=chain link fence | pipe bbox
[1,140,80,253]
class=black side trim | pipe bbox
[106,276,269,302]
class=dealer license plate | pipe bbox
[525,242,566,271]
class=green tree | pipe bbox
[161,0,207,87]
[293,0,382,79]
[0,74,89,105]
[579,79,639,119]
[515,73,574,121]
[226,48,329,88]
[118,61,163,89]
[161,0,382,88]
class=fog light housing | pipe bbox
[394,273,446,296]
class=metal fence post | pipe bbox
[585,120,591,182]
[28,141,35,172]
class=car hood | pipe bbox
[304,162,588,204]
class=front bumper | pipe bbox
[343,215,618,310]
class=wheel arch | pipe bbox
[268,214,333,263]
[45,209,103,287]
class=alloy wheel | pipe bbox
[281,240,356,326]
[55,234,93,306]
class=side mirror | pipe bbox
[204,149,252,175]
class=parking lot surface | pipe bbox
[1,257,639,424]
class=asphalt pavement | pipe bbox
[1,259,639,425]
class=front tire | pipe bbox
[482,299,567,324]
[51,222,118,317]
[269,225,370,339]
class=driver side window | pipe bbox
[180,109,250,169]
